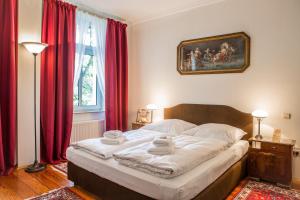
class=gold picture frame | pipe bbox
[136,109,152,123]
[177,32,250,75]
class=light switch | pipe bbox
[282,113,291,119]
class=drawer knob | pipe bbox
[272,146,277,149]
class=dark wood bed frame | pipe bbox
[68,104,253,200]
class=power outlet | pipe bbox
[293,148,300,157]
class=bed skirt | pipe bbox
[68,154,248,200]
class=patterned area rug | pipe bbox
[227,179,300,200]
[26,187,83,200]
[52,162,68,174]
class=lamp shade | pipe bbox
[22,42,48,54]
[252,110,268,118]
[146,104,159,110]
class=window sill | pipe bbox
[73,109,103,114]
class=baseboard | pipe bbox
[292,178,300,190]
[16,163,32,170]
[16,164,28,170]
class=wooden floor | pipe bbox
[0,165,98,200]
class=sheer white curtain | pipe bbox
[74,10,107,110]
[92,15,107,111]
[74,11,90,88]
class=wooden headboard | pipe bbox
[164,104,253,140]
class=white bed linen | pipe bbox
[114,135,230,178]
[71,129,166,159]
[66,140,248,200]
[141,119,197,135]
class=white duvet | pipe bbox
[114,135,230,178]
[71,129,166,159]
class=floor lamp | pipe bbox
[22,42,48,173]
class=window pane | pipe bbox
[80,55,97,106]
[73,84,79,106]
[80,25,97,47]
[90,26,97,47]
[76,25,93,47]
[84,27,91,46]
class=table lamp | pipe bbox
[252,109,268,140]
[146,104,159,123]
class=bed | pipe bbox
[67,104,253,200]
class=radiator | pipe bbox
[71,120,105,143]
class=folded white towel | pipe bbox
[148,144,175,155]
[101,136,126,145]
[103,130,123,139]
[153,136,173,147]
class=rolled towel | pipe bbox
[101,136,126,145]
[103,130,123,139]
[148,144,175,155]
[153,136,173,147]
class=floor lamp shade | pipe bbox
[22,41,48,173]
[22,42,48,55]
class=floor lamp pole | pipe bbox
[33,53,38,164]
[25,53,46,173]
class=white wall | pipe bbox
[128,0,300,178]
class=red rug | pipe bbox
[26,187,83,200]
[227,179,300,200]
[52,162,68,174]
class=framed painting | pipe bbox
[177,32,250,75]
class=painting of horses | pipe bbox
[177,32,250,75]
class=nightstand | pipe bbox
[248,137,296,187]
[132,122,148,130]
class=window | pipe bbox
[74,25,100,112]
[74,12,106,113]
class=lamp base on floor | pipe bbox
[25,161,46,173]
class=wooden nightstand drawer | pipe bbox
[261,143,290,153]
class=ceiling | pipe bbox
[71,0,226,24]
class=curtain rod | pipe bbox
[64,0,126,22]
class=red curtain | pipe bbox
[0,114,3,174]
[40,0,76,163]
[0,0,18,175]
[105,19,128,131]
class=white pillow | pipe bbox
[141,119,196,135]
[182,123,246,143]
